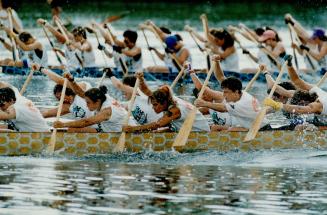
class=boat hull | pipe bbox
[0,130,325,156]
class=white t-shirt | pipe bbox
[94,95,129,132]
[209,109,237,126]
[6,98,49,132]
[309,86,327,115]
[169,97,210,132]
[131,92,162,125]
[219,47,239,72]
[224,91,268,128]
[69,82,93,118]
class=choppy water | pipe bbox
[1,150,327,214]
[1,1,327,214]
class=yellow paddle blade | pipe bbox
[243,106,268,142]
[172,108,197,147]
[113,132,126,153]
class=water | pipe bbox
[1,150,327,214]
[1,1,327,214]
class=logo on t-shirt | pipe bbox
[72,106,86,118]
[212,112,226,125]
[132,106,148,124]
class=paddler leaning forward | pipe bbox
[122,72,210,133]
[53,73,134,133]
[194,56,271,131]
[0,86,49,132]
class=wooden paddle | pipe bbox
[243,60,288,142]
[104,24,129,75]
[149,25,182,71]
[113,78,140,153]
[244,66,264,92]
[233,26,281,70]
[316,70,327,87]
[55,19,84,69]
[19,67,35,95]
[103,11,130,24]
[85,26,109,68]
[172,61,216,147]
[287,24,299,70]
[7,8,19,62]
[47,78,68,153]
[142,29,157,66]
[41,25,63,64]
[288,24,316,71]
[170,64,187,89]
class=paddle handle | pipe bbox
[317,71,327,87]
[237,27,281,70]
[288,24,316,71]
[42,25,63,64]
[267,61,288,98]
[125,78,140,124]
[170,65,186,89]
[19,69,35,95]
[105,25,128,75]
[47,78,68,153]
[7,8,19,62]
[200,14,209,39]
[142,29,157,66]
[244,66,262,92]
[287,24,299,70]
[55,19,84,69]
[198,61,216,99]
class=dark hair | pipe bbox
[267,81,296,97]
[122,76,137,87]
[210,28,234,50]
[160,27,171,34]
[0,87,16,106]
[290,90,318,106]
[53,84,75,97]
[149,85,175,108]
[221,77,242,93]
[19,32,33,43]
[123,30,138,44]
[255,28,265,36]
[85,86,108,105]
[175,34,183,41]
[72,26,87,39]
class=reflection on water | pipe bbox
[1,150,327,214]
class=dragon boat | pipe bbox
[0,129,326,156]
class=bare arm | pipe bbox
[122,47,141,57]
[42,104,70,118]
[194,99,228,112]
[124,107,181,132]
[13,36,42,51]
[308,43,327,61]
[265,73,294,98]
[173,48,190,65]
[190,73,224,102]
[0,106,16,120]
[110,76,133,95]
[287,65,312,91]
[138,75,152,97]
[213,58,226,82]
[55,107,112,128]
[283,102,322,114]
[0,37,13,51]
